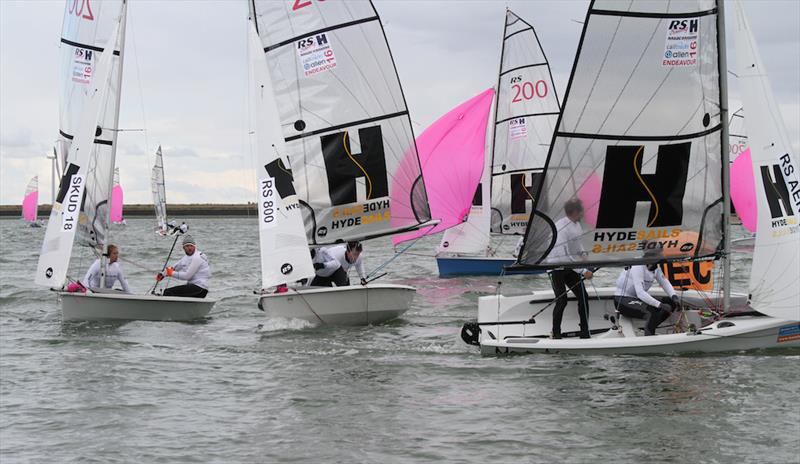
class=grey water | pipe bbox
[1,217,797,463]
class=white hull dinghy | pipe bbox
[259,284,415,326]
[246,1,435,326]
[466,287,800,355]
[462,1,800,355]
[61,292,215,322]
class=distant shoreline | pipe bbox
[0,204,258,217]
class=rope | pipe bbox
[367,234,425,279]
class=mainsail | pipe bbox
[733,0,800,321]
[392,88,494,245]
[247,17,316,289]
[56,0,127,249]
[110,167,123,223]
[249,0,431,245]
[519,0,725,269]
[151,145,168,233]
[22,176,39,223]
[490,9,561,236]
[729,107,747,160]
[36,3,124,287]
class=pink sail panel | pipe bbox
[730,148,756,233]
[392,88,495,245]
[22,190,38,222]
[576,173,602,228]
[110,184,124,223]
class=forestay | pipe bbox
[22,176,39,223]
[490,10,560,236]
[249,0,431,244]
[151,145,168,234]
[36,11,123,287]
[393,88,494,246]
[248,21,316,289]
[519,0,725,269]
[57,0,127,249]
[733,0,800,321]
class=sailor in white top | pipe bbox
[310,242,367,286]
[157,234,211,298]
[82,244,132,293]
[545,198,593,339]
[614,252,680,336]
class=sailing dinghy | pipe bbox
[36,0,214,322]
[151,145,173,235]
[436,10,560,277]
[464,0,799,354]
[22,176,41,227]
[248,0,435,325]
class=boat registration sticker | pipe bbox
[71,47,94,84]
[662,18,699,68]
[297,32,337,77]
[777,324,800,343]
[509,118,528,140]
[259,176,281,230]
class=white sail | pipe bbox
[733,0,800,321]
[729,107,747,160]
[249,0,431,245]
[151,145,168,233]
[248,21,316,289]
[22,176,39,223]
[36,15,123,287]
[519,1,725,269]
[490,10,561,236]
[57,0,127,249]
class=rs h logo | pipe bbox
[596,142,691,228]
[321,126,388,206]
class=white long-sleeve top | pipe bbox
[83,259,132,293]
[614,265,676,308]
[546,216,588,274]
[171,250,211,290]
[312,247,340,277]
[318,245,366,279]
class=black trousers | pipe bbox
[549,270,590,338]
[164,283,208,298]
[614,296,672,336]
[310,267,349,287]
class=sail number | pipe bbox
[293,0,325,11]
[68,0,94,21]
[511,80,548,103]
[261,178,275,224]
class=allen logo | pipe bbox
[472,184,482,206]
[321,126,388,206]
[760,163,795,219]
[596,142,690,228]
[510,172,542,214]
[264,158,296,199]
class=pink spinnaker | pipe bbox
[392,88,494,245]
[22,190,38,222]
[730,148,756,232]
[110,184,124,223]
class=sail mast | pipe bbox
[488,9,511,206]
[101,0,128,288]
[717,0,731,312]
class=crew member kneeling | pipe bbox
[614,260,679,336]
[310,241,366,287]
[156,234,211,298]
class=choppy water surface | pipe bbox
[1,218,798,463]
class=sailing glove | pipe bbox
[360,278,368,286]
[671,295,681,309]
[313,263,324,271]
[156,273,165,282]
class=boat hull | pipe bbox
[472,287,799,355]
[60,292,215,322]
[258,283,415,326]
[436,256,543,277]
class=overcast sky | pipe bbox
[1,0,798,205]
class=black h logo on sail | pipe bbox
[596,142,691,228]
[321,126,388,206]
[264,158,296,199]
[472,183,482,206]
[760,164,794,218]
[511,172,541,214]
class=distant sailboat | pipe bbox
[110,167,125,225]
[22,176,41,227]
[151,145,170,235]
[435,9,560,277]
